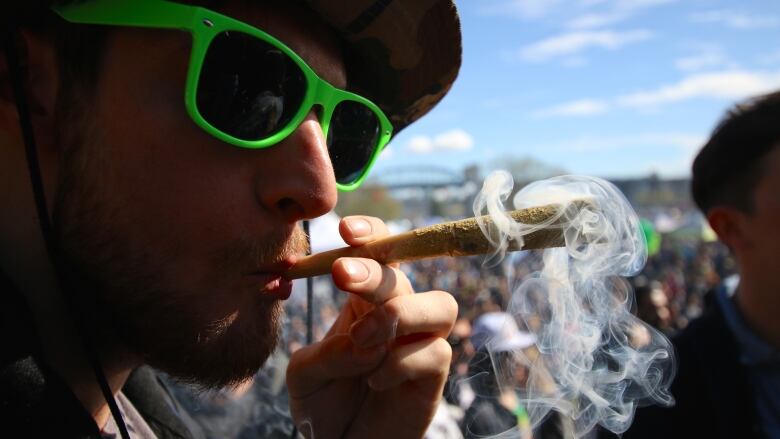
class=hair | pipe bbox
[691,90,780,214]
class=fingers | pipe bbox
[339,215,390,246]
[349,291,458,349]
[332,257,413,304]
[287,334,386,398]
[366,337,452,392]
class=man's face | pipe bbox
[54,1,340,388]
[740,145,780,274]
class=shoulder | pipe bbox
[0,356,99,437]
[602,305,751,439]
[123,367,207,439]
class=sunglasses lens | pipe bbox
[197,31,307,141]
[328,100,381,185]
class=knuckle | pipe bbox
[430,338,453,366]
[435,290,459,320]
[383,296,407,322]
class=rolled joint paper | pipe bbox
[284,202,588,280]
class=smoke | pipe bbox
[472,171,675,438]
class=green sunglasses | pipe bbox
[53,0,394,191]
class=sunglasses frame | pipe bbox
[53,0,394,191]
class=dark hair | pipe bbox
[691,90,780,214]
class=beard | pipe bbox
[51,93,308,390]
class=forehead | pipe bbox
[209,0,347,88]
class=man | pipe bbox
[0,0,461,437]
[604,91,780,438]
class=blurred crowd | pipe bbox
[163,220,736,439]
[633,238,735,337]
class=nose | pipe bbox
[255,111,338,223]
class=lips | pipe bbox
[249,257,297,300]
[251,274,293,300]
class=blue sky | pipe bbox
[371,0,780,180]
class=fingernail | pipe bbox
[347,218,372,237]
[351,317,378,347]
[343,259,369,283]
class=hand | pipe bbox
[287,216,458,439]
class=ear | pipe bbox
[707,206,751,252]
[0,30,59,151]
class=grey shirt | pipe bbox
[101,391,159,439]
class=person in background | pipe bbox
[460,311,574,439]
[602,90,780,439]
[445,317,476,410]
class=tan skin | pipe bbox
[707,144,780,350]
[0,2,457,437]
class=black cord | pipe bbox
[289,220,314,439]
[304,220,314,345]
[3,28,131,439]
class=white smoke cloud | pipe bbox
[470,171,676,438]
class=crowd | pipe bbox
[162,218,736,439]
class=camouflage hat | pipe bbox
[305,0,462,134]
[6,0,462,134]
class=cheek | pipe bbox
[91,40,257,282]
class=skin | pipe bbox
[707,144,780,350]
[0,1,457,437]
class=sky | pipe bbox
[371,0,780,181]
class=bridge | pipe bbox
[369,165,466,190]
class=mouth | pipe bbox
[248,258,297,300]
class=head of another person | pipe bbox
[691,90,780,281]
[0,0,460,388]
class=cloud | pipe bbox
[675,51,728,72]
[692,10,780,30]
[567,12,626,29]
[484,0,674,24]
[551,132,706,152]
[532,70,780,118]
[379,146,394,160]
[567,0,676,29]
[480,0,562,20]
[533,99,610,117]
[518,29,653,62]
[405,129,475,154]
[617,70,780,108]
